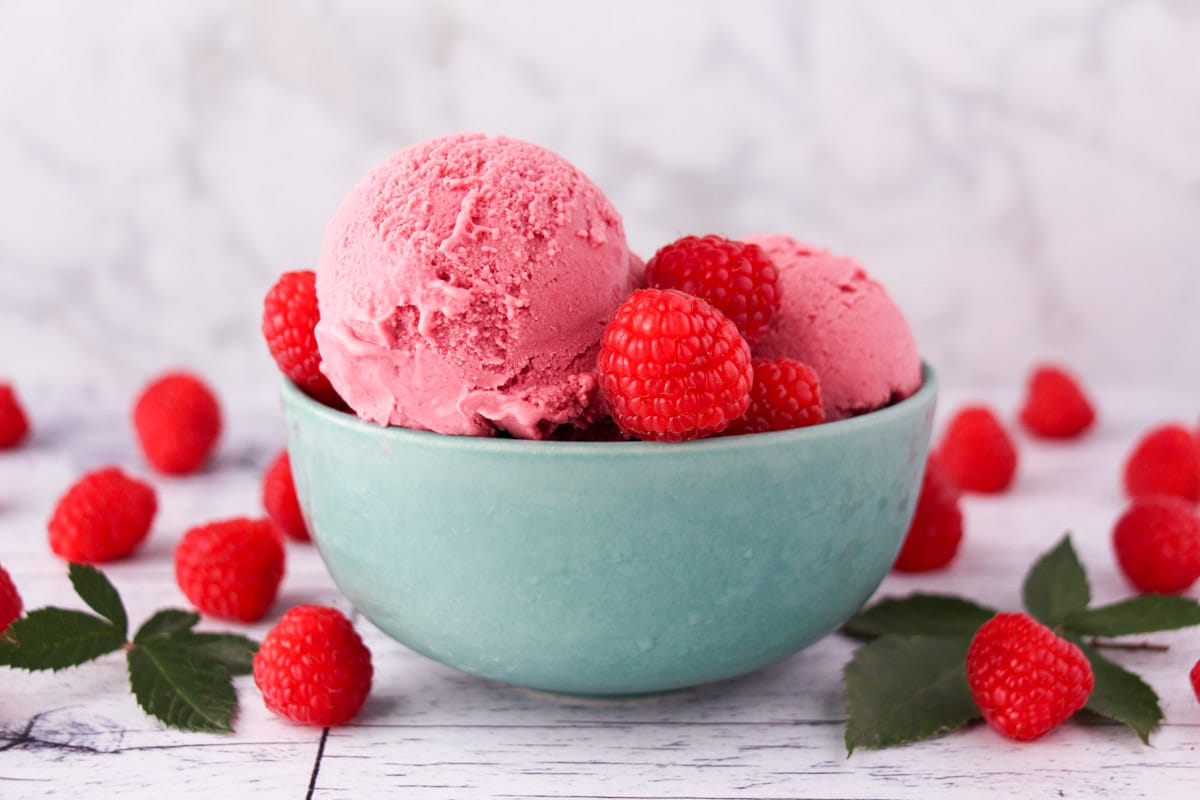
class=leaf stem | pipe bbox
[1086,638,1169,652]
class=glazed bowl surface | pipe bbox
[282,364,937,695]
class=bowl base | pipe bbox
[516,685,697,706]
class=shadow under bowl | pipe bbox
[282,364,937,696]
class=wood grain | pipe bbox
[2,385,1198,798]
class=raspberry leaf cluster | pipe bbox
[842,535,1200,752]
[0,564,257,732]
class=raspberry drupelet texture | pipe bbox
[1123,424,1200,503]
[174,517,285,622]
[0,383,30,449]
[1112,496,1200,594]
[254,605,373,727]
[723,357,823,435]
[643,235,781,345]
[262,270,339,405]
[0,563,22,634]
[133,372,222,475]
[47,467,158,563]
[936,405,1018,493]
[893,456,964,572]
[966,612,1094,742]
[1019,364,1096,439]
[598,289,753,442]
[262,450,310,542]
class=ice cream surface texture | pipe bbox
[747,234,921,420]
[315,134,641,438]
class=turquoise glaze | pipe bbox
[282,365,937,696]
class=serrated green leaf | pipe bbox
[842,594,996,640]
[0,608,125,671]
[127,640,237,733]
[1065,595,1200,637]
[844,635,979,753]
[1023,535,1090,627]
[135,609,201,643]
[1078,643,1162,744]
[133,609,257,675]
[173,632,258,676]
[68,563,128,640]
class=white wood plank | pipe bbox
[3,385,1199,798]
[1,388,331,798]
[308,618,1199,799]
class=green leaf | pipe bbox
[127,640,238,733]
[1078,643,1162,744]
[68,563,128,641]
[133,611,256,675]
[0,608,126,671]
[842,594,996,640]
[173,632,258,676]
[135,609,201,643]
[1023,535,1090,627]
[1065,595,1200,637]
[844,636,979,753]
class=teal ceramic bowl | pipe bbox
[282,364,937,696]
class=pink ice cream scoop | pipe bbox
[316,134,641,438]
[746,234,921,420]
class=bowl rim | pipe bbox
[282,361,937,456]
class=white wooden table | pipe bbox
[3,384,1198,799]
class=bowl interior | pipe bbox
[283,364,937,695]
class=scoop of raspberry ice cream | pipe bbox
[745,235,921,421]
[316,133,642,439]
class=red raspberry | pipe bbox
[1112,496,1200,594]
[0,563,22,634]
[936,405,1018,493]
[47,467,157,563]
[262,270,339,404]
[598,289,753,442]
[893,456,964,572]
[1191,658,1200,704]
[254,605,373,726]
[966,612,1094,742]
[262,450,310,542]
[174,518,285,622]
[644,235,781,345]
[133,372,222,475]
[724,358,824,435]
[1018,364,1095,439]
[0,383,30,449]
[1123,424,1200,503]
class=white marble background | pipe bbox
[1,0,1199,403]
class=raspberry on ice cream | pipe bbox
[598,289,752,442]
[745,235,921,420]
[315,133,642,439]
[263,270,340,406]
[723,357,823,436]
[644,235,781,346]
